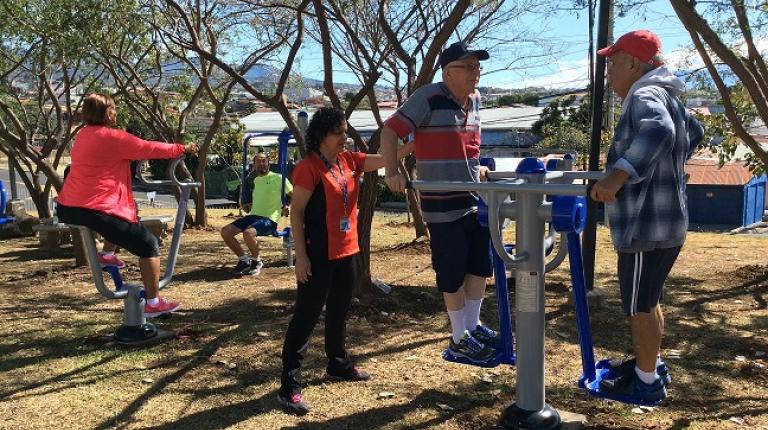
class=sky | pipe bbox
[481,0,699,90]
[290,0,702,91]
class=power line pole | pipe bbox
[604,0,615,131]
[583,0,612,294]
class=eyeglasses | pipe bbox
[448,63,483,72]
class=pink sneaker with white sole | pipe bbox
[144,297,181,318]
[99,252,126,268]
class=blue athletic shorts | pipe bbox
[426,212,492,293]
[230,215,278,236]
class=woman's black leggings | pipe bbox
[57,204,159,258]
[280,254,356,397]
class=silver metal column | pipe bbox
[514,169,547,411]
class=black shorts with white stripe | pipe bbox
[617,246,682,316]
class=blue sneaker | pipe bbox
[607,357,671,386]
[448,332,496,364]
[470,324,503,350]
[599,371,667,404]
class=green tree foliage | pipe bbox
[532,95,590,136]
[671,0,768,173]
[691,81,763,174]
[530,94,608,168]
[497,93,539,107]
[0,0,129,216]
[210,122,245,170]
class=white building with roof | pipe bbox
[238,105,544,146]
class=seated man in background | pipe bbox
[221,152,291,276]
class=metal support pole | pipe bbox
[500,159,560,430]
[278,129,290,206]
[241,135,250,206]
[8,153,18,200]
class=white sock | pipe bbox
[239,255,250,263]
[656,356,663,367]
[447,308,467,343]
[147,297,159,306]
[464,299,483,331]
[635,366,658,384]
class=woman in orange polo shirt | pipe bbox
[277,107,412,414]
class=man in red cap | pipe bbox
[591,30,704,403]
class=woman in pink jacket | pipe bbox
[57,94,198,317]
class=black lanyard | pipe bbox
[317,152,349,216]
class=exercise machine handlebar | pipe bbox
[410,179,588,266]
[487,170,605,182]
[135,157,201,188]
[410,180,587,196]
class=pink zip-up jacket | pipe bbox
[57,126,185,222]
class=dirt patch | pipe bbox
[0,209,766,429]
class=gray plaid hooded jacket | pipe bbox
[606,67,705,252]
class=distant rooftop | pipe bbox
[685,157,763,185]
[238,105,544,134]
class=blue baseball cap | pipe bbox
[439,42,490,69]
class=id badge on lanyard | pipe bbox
[339,217,351,232]
[319,152,351,233]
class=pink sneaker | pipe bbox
[144,297,181,318]
[99,252,126,268]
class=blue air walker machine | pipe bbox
[411,156,652,430]
[239,111,309,267]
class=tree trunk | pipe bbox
[354,170,379,305]
[194,177,208,227]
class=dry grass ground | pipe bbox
[0,209,766,430]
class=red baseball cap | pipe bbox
[597,30,664,67]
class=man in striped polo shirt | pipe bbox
[380,42,500,364]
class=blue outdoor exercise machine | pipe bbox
[0,179,15,226]
[439,154,577,369]
[413,156,653,429]
[63,157,199,345]
[239,111,308,267]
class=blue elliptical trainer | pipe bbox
[413,156,656,429]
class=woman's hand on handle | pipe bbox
[184,143,199,155]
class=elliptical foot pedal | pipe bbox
[153,312,173,320]
[111,323,176,346]
[578,361,665,407]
